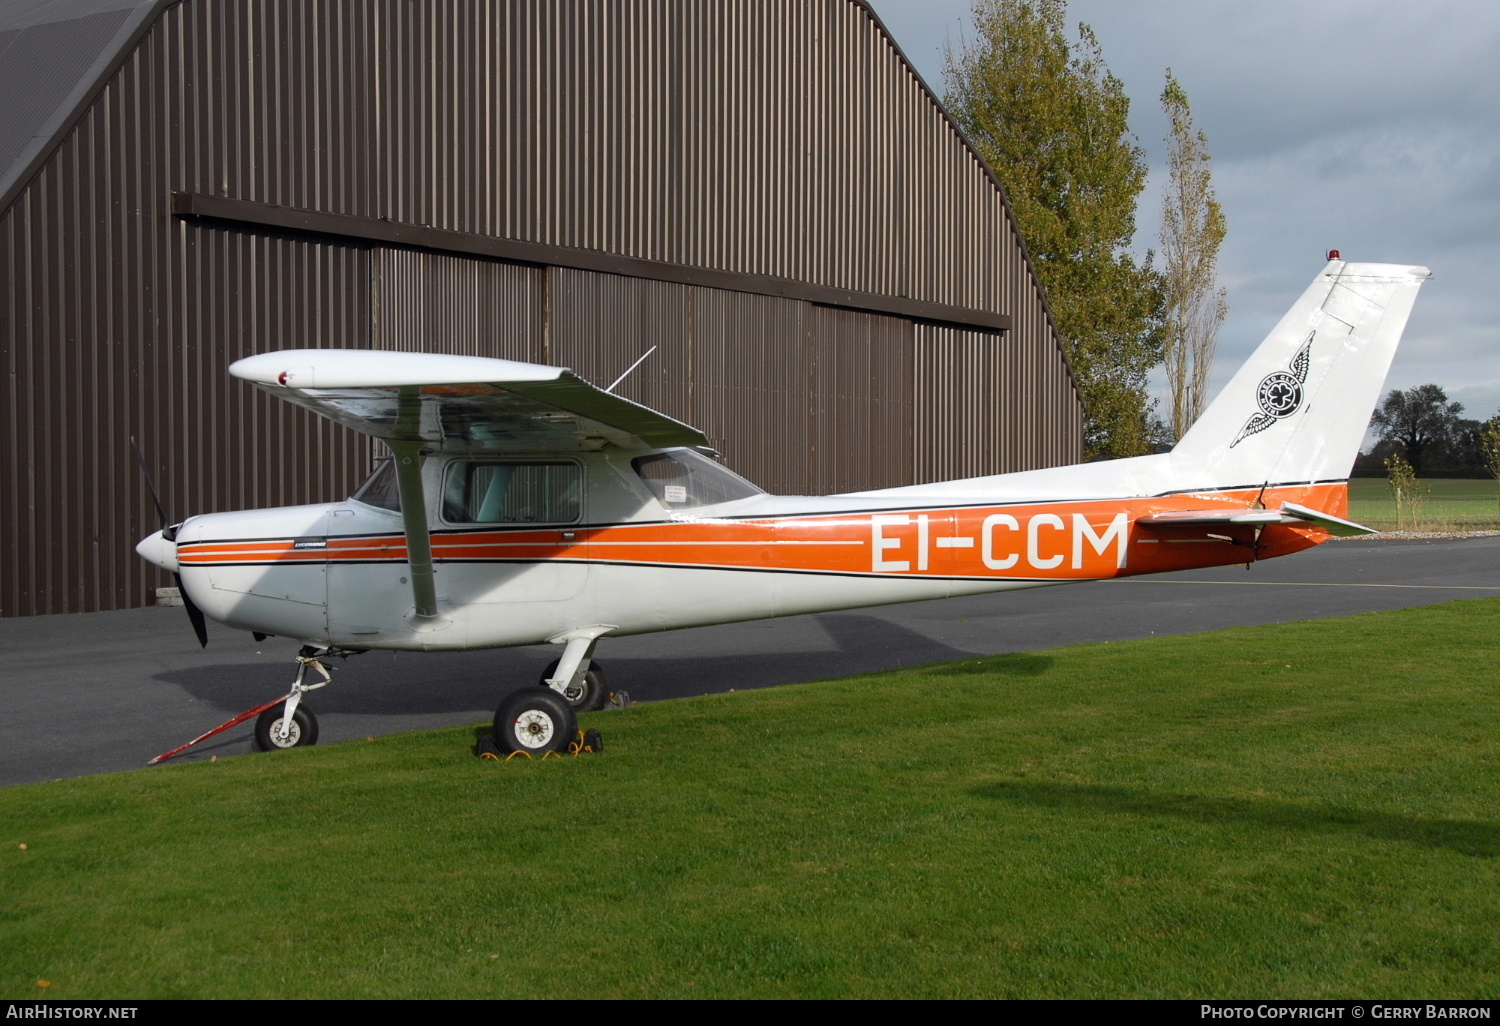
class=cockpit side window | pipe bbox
[442,462,582,524]
[631,449,764,510]
[351,459,401,512]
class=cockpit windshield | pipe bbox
[351,459,401,512]
[632,449,764,510]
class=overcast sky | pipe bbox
[866,0,1500,428]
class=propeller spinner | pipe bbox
[130,437,209,648]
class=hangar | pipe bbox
[0,0,1083,617]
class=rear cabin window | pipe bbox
[442,462,582,524]
[632,449,764,510]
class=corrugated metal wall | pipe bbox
[548,268,696,430]
[372,248,546,361]
[545,273,919,496]
[1,209,372,616]
[914,322,1074,482]
[0,0,1081,616]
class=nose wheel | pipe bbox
[148,647,336,764]
[253,702,320,750]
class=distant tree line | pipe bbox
[1355,384,1500,479]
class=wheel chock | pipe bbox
[477,732,602,762]
[567,728,605,755]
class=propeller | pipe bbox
[131,436,209,648]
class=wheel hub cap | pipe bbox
[270,718,300,747]
[514,711,555,748]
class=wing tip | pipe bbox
[229,349,569,389]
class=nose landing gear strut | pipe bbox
[148,646,342,765]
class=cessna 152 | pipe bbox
[136,258,1429,760]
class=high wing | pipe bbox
[231,348,707,629]
[229,349,708,451]
[1138,502,1375,537]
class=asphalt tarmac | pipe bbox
[2,536,1498,787]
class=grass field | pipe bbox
[4,600,1499,999]
[1348,477,1500,531]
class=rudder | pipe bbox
[1170,259,1431,490]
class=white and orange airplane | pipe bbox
[136,258,1429,760]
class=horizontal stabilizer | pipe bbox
[1278,501,1376,537]
[1137,509,1285,527]
[1137,503,1375,537]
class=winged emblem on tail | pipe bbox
[1230,332,1314,448]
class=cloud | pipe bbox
[867,0,1500,422]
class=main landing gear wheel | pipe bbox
[540,658,608,712]
[253,702,319,751]
[494,688,578,756]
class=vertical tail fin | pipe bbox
[1171,260,1431,488]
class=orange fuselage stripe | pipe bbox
[176,483,1345,580]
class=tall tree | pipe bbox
[1159,70,1227,440]
[1369,384,1464,476]
[943,0,1164,461]
[1480,417,1500,502]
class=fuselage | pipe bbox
[144,446,1338,651]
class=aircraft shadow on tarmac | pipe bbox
[974,780,1500,858]
[155,612,1012,716]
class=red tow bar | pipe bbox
[148,695,287,765]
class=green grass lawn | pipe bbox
[1349,477,1500,531]
[4,600,1500,999]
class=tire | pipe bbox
[253,702,319,751]
[539,658,608,712]
[494,688,578,756]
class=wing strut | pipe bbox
[386,388,445,624]
[388,438,442,621]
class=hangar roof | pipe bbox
[0,1,974,240]
[0,0,167,208]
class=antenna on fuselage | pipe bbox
[605,346,658,393]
